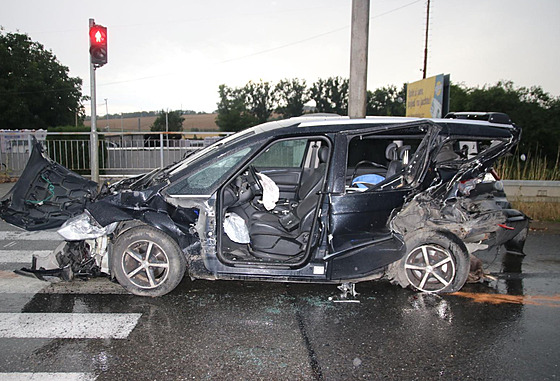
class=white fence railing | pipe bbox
[0,131,230,178]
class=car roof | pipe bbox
[246,114,517,137]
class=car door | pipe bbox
[0,138,98,230]
[324,121,442,280]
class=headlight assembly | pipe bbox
[57,211,118,241]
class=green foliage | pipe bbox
[244,80,276,124]
[216,78,559,165]
[367,85,406,116]
[275,78,308,119]
[0,30,84,130]
[150,110,184,132]
[216,84,258,132]
[309,76,349,115]
[449,81,560,160]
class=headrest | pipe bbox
[385,143,398,161]
[318,145,329,163]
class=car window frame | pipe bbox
[335,120,442,194]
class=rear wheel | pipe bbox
[389,230,469,293]
[112,225,186,297]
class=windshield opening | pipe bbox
[167,130,255,176]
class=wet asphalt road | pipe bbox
[0,181,559,380]
[0,224,558,380]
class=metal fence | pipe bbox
[0,131,229,178]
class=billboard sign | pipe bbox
[406,74,447,118]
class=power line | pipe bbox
[87,0,422,89]
[8,0,423,95]
[219,0,422,64]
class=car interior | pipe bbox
[216,127,500,266]
[219,138,330,264]
[345,132,425,192]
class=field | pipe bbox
[84,113,219,132]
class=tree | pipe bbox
[215,84,258,132]
[448,81,560,159]
[0,30,84,129]
[309,77,349,115]
[275,78,308,119]
[366,85,406,116]
[150,110,184,132]
[244,80,276,124]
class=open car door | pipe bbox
[0,139,98,231]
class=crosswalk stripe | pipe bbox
[0,231,62,241]
[0,373,96,381]
[0,313,142,339]
[0,250,52,264]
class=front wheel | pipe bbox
[388,230,470,293]
[112,225,186,297]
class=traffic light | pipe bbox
[89,24,107,67]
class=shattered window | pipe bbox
[167,147,253,195]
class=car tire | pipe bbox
[112,225,186,297]
[388,230,470,293]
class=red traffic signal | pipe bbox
[89,24,107,67]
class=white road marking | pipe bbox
[3,241,17,248]
[0,313,142,339]
[0,231,62,241]
[0,373,96,381]
[0,250,52,264]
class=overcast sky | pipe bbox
[3,0,560,115]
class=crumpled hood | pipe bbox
[0,139,98,230]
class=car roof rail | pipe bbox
[444,112,512,124]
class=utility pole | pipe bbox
[422,0,431,79]
[348,0,370,119]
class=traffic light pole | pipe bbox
[89,18,99,183]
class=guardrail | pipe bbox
[502,180,560,203]
[0,131,229,178]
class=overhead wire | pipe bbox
[4,1,422,95]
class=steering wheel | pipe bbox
[351,160,386,182]
[247,165,263,195]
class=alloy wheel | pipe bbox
[121,239,170,289]
[404,244,456,293]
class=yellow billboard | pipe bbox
[406,74,445,118]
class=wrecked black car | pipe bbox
[0,113,528,296]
